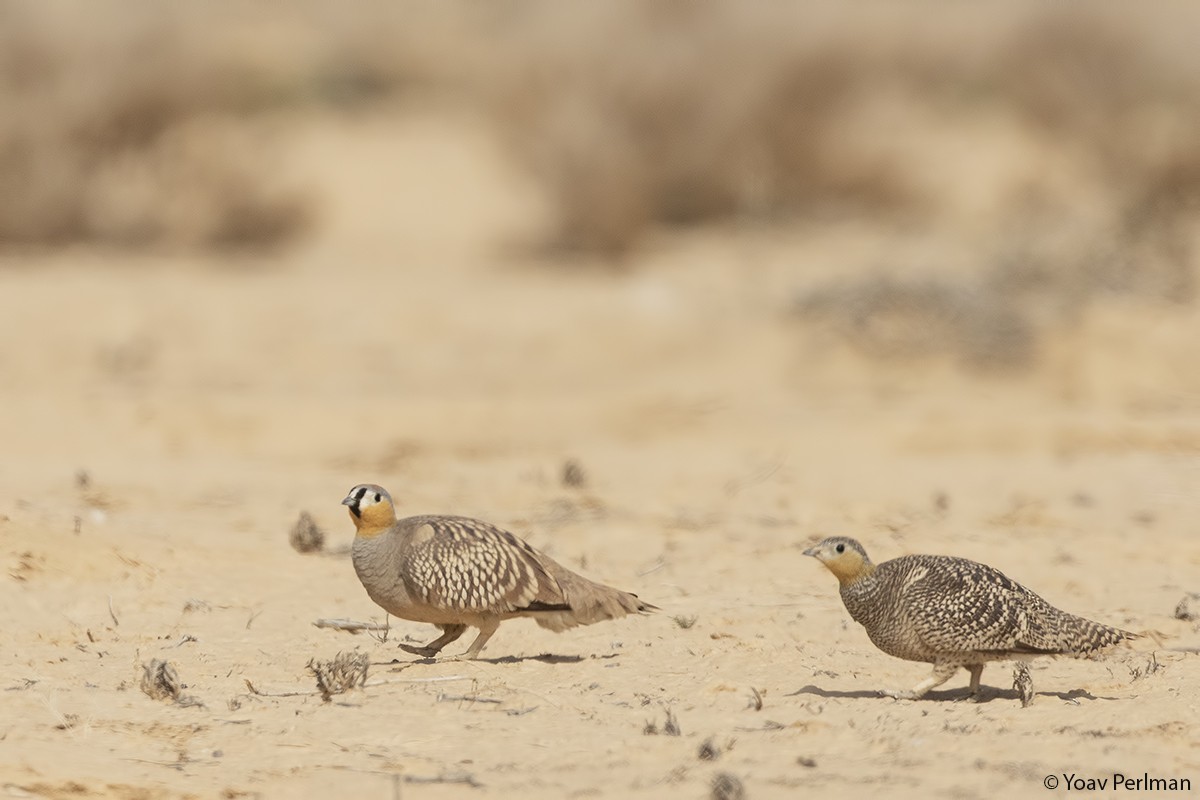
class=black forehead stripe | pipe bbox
[354,486,368,501]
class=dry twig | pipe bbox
[314,618,391,635]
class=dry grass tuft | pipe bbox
[306,651,369,702]
[643,706,681,737]
[710,772,746,800]
[560,459,587,488]
[1012,663,1035,708]
[698,737,721,761]
[140,659,203,707]
[139,659,181,702]
[663,707,681,736]
[288,511,326,554]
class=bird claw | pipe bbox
[880,689,919,701]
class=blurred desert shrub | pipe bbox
[475,3,919,254]
[0,2,310,249]
[0,1,498,251]
[5,0,1198,277]
[472,2,1200,268]
[453,0,1197,368]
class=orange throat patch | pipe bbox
[349,507,392,539]
[828,559,876,588]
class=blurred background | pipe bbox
[3,3,1199,795]
[2,0,1200,519]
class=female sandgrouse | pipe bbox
[805,536,1135,700]
[343,484,656,659]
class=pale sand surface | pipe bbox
[2,109,1199,799]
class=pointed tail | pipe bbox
[530,563,657,631]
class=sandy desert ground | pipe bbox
[3,5,1200,799]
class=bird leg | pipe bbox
[401,624,467,657]
[424,624,468,653]
[967,664,985,697]
[950,664,987,703]
[882,662,960,700]
[460,619,501,660]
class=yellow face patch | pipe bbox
[343,484,398,538]
[821,549,874,586]
[804,537,876,586]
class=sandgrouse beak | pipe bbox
[802,545,819,557]
[342,495,360,516]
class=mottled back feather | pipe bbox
[839,551,1131,663]
[397,515,568,614]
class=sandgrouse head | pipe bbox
[342,484,397,536]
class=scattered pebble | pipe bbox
[1174,593,1200,622]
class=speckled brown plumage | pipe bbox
[804,536,1135,700]
[343,484,656,659]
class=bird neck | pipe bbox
[830,559,876,588]
[353,522,390,539]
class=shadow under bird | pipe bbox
[804,536,1137,700]
[342,484,657,659]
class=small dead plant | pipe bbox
[307,651,370,702]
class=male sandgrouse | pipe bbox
[804,536,1135,700]
[343,484,656,659]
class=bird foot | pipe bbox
[953,691,984,704]
[398,643,441,659]
[880,689,921,701]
